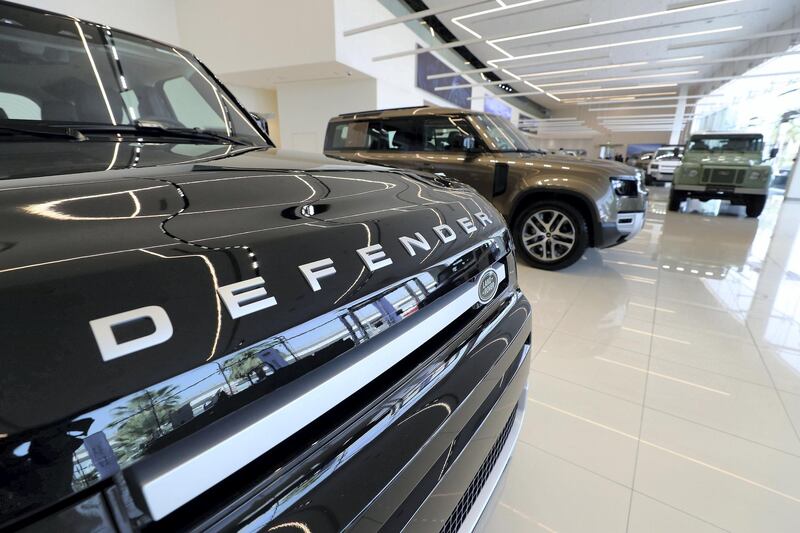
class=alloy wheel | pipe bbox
[521,209,577,262]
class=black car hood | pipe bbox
[0,141,506,433]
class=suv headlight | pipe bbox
[749,170,764,180]
[687,168,699,178]
[610,177,637,196]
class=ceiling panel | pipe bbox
[418,0,799,112]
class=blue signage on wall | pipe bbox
[484,95,513,120]
[416,49,471,108]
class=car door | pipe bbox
[416,115,496,199]
[325,117,426,171]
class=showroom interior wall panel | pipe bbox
[19,0,182,44]
[174,0,337,76]
[333,0,461,110]
[276,77,377,152]
[225,85,281,146]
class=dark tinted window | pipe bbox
[0,3,265,145]
[421,116,476,152]
[688,136,764,153]
[325,118,421,150]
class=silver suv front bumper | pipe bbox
[616,211,645,235]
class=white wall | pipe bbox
[18,0,181,44]
[226,85,281,146]
[333,0,458,110]
[174,0,336,77]
[275,77,377,152]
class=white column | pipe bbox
[669,86,689,145]
[786,145,800,200]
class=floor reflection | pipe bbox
[480,187,800,533]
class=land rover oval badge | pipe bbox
[477,268,499,304]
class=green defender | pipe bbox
[669,133,778,218]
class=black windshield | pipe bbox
[688,136,764,153]
[0,4,267,146]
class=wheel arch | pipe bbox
[509,188,601,247]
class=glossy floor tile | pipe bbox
[481,188,800,532]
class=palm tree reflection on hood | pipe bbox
[108,385,181,461]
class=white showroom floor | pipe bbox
[479,187,800,533]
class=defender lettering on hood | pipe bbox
[89,211,494,361]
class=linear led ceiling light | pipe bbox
[657,55,705,63]
[521,61,649,79]
[551,83,679,95]
[589,104,698,111]
[489,26,742,65]
[561,91,678,102]
[451,0,553,39]
[344,0,488,36]
[437,69,698,92]
[538,71,699,88]
[488,0,743,45]
[577,95,715,105]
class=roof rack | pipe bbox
[336,105,429,119]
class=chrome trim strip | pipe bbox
[457,384,528,533]
[133,264,506,521]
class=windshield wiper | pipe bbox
[68,121,252,146]
[134,120,253,146]
[0,125,87,141]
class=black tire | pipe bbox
[513,200,589,271]
[644,174,653,186]
[746,195,767,218]
[668,189,683,212]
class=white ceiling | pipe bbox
[419,0,799,115]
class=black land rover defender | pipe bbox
[0,2,531,531]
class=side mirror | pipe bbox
[249,112,269,135]
[770,147,779,159]
[462,135,477,152]
[673,147,681,157]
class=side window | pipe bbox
[0,92,41,120]
[162,76,226,130]
[326,119,421,151]
[380,119,421,151]
[327,121,373,150]
[422,116,473,152]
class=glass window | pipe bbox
[688,136,764,153]
[467,114,534,152]
[654,146,684,159]
[163,77,227,130]
[422,116,475,152]
[325,118,420,151]
[0,92,40,120]
[0,3,266,145]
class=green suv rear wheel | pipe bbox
[668,189,683,212]
[514,201,588,271]
[746,195,767,218]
